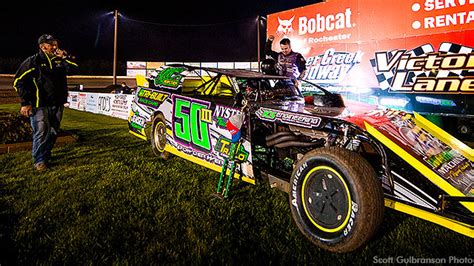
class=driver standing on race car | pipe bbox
[265,35,307,84]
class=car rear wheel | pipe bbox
[151,113,170,160]
[289,147,384,253]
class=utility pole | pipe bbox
[113,9,118,85]
[257,16,261,72]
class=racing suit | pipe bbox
[265,39,307,81]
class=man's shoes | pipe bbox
[34,162,48,171]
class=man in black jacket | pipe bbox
[13,34,78,171]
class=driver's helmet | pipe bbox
[261,58,277,75]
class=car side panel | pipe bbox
[129,87,255,184]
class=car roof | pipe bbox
[167,64,289,79]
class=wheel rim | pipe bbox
[301,166,351,233]
[154,121,167,152]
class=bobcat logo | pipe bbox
[277,16,295,36]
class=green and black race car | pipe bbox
[128,64,473,253]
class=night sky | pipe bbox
[0,0,320,62]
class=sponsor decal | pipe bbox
[214,136,249,161]
[277,16,295,36]
[213,105,241,129]
[343,202,358,236]
[98,95,111,113]
[70,94,78,103]
[127,61,146,69]
[291,161,308,207]
[269,3,356,46]
[417,0,474,30]
[154,67,186,90]
[173,142,223,166]
[365,109,474,195]
[298,8,354,35]
[172,95,213,153]
[137,88,170,108]
[304,48,363,83]
[78,93,87,111]
[129,113,146,130]
[111,94,131,119]
[128,104,148,136]
[256,107,322,128]
[372,43,474,94]
[86,94,97,113]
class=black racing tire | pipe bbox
[151,113,170,160]
[289,147,384,253]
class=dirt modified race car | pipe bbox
[128,65,473,253]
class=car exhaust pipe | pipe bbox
[266,135,299,147]
[274,140,322,149]
[265,131,295,142]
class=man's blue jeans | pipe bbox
[29,106,64,166]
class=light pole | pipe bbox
[257,16,261,72]
[113,9,118,85]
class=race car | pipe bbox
[128,64,473,253]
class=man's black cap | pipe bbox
[38,34,57,45]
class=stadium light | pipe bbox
[113,9,118,85]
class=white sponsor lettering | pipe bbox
[343,201,358,236]
[375,50,474,93]
[291,162,307,207]
[214,105,240,119]
[424,10,474,28]
[424,0,474,11]
[305,49,363,82]
[299,8,353,34]
[305,33,351,44]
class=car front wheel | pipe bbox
[289,147,384,253]
[151,113,170,160]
